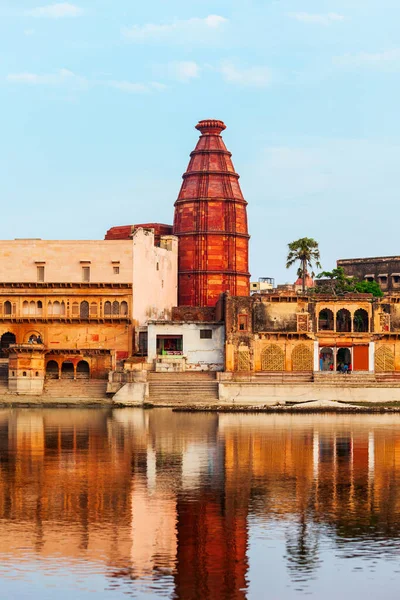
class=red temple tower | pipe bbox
[173,119,250,307]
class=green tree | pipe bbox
[286,238,322,293]
[316,266,383,297]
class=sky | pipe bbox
[1,0,400,284]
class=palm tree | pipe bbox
[286,237,321,293]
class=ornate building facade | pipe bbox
[224,290,400,375]
[0,228,177,392]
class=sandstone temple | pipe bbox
[1,119,400,403]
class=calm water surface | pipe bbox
[1,408,400,599]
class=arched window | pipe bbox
[4,301,12,316]
[354,309,369,333]
[47,301,53,316]
[336,309,351,333]
[37,301,43,316]
[261,344,285,371]
[29,301,36,315]
[60,301,66,316]
[292,344,313,371]
[72,302,79,316]
[104,301,111,316]
[52,301,61,315]
[318,309,334,331]
[80,301,89,318]
[90,302,98,317]
[112,301,120,316]
[120,301,128,316]
[22,301,29,315]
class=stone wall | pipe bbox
[338,256,400,293]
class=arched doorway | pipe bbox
[319,347,334,371]
[76,360,90,379]
[61,361,74,379]
[337,348,351,371]
[336,309,351,332]
[354,309,369,332]
[318,309,334,331]
[0,332,16,358]
[46,360,59,379]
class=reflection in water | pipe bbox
[1,410,400,598]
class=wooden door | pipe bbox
[353,345,369,371]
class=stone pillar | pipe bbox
[313,341,319,371]
[369,342,375,373]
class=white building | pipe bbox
[147,321,225,372]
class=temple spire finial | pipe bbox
[195,119,226,135]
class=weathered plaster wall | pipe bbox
[0,239,133,282]
[253,299,299,332]
[132,229,178,326]
[147,322,224,369]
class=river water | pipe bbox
[1,408,400,599]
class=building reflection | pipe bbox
[1,410,400,596]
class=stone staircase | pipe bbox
[313,372,377,386]
[375,372,400,383]
[148,372,219,405]
[253,371,313,384]
[43,379,108,400]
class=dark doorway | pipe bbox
[336,309,351,333]
[46,360,59,379]
[337,348,351,371]
[138,332,148,356]
[354,309,369,333]
[76,360,90,379]
[0,332,16,358]
[61,361,74,379]
[318,309,334,331]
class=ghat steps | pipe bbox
[43,379,108,399]
[148,372,219,404]
[313,372,377,386]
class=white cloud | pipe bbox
[334,49,400,68]
[6,69,165,94]
[167,61,200,82]
[288,12,345,25]
[122,15,227,42]
[26,3,83,18]
[219,62,271,87]
[7,68,84,85]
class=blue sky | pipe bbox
[1,0,399,283]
